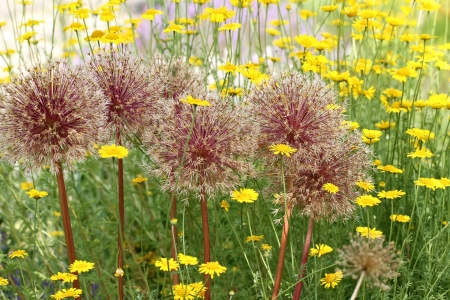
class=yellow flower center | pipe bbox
[396,68,410,76]
[324,273,336,283]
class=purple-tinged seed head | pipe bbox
[148,53,204,102]
[89,50,161,139]
[144,89,258,199]
[0,60,107,173]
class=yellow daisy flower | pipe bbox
[26,189,48,200]
[9,250,28,259]
[322,183,339,194]
[268,144,297,157]
[180,95,211,107]
[356,227,383,239]
[69,260,95,273]
[390,215,410,222]
[231,188,259,203]
[377,190,406,199]
[199,261,227,278]
[320,271,343,288]
[178,253,199,266]
[154,257,179,272]
[98,144,129,159]
[309,244,333,257]
[355,195,381,207]
[245,235,264,242]
[0,277,9,286]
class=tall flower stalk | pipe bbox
[271,174,293,300]
[55,161,80,292]
[147,54,215,288]
[200,185,211,298]
[292,216,314,300]
[289,134,372,299]
[268,145,297,299]
[0,60,107,297]
[248,72,346,298]
[89,49,160,299]
[248,72,372,298]
[117,135,125,299]
[144,90,257,300]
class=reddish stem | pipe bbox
[271,177,293,300]
[271,207,291,299]
[292,216,315,300]
[56,161,81,296]
[200,189,211,300]
[170,194,180,285]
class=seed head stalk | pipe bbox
[292,215,315,300]
[272,161,293,299]
[56,161,81,297]
[32,198,39,299]
[169,105,198,286]
[117,130,125,300]
[200,184,211,300]
[350,271,366,300]
[170,194,179,285]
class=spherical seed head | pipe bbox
[247,71,347,175]
[269,132,373,221]
[338,235,401,291]
[144,90,257,198]
[89,50,161,137]
[149,53,204,102]
[0,60,107,173]
[290,132,373,221]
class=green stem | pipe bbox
[32,199,38,299]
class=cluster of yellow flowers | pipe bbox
[154,254,226,297]
[0,0,447,297]
[50,260,94,300]
[0,250,29,287]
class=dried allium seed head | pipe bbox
[0,60,107,173]
[272,192,295,207]
[247,71,347,175]
[89,50,161,137]
[289,132,372,221]
[143,91,257,198]
[149,53,204,101]
[338,235,401,291]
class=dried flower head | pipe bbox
[0,60,106,173]
[149,54,204,102]
[337,235,401,291]
[114,268,124,277]
[247,71,347,175]
[89,50,160,137]
[144,90,257,197]
[282,132,372,221]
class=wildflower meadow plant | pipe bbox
[144,87,256,299]
[0,59,106,294]
[0,0,449,299]
[89,49,160,299]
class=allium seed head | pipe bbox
[149,53,204,101]
[0,60,107,173]
[287,132,372,221]
[338,235,401,291]
[89,50,161,137]
[247,71,347,175]
[144,90,257,198]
